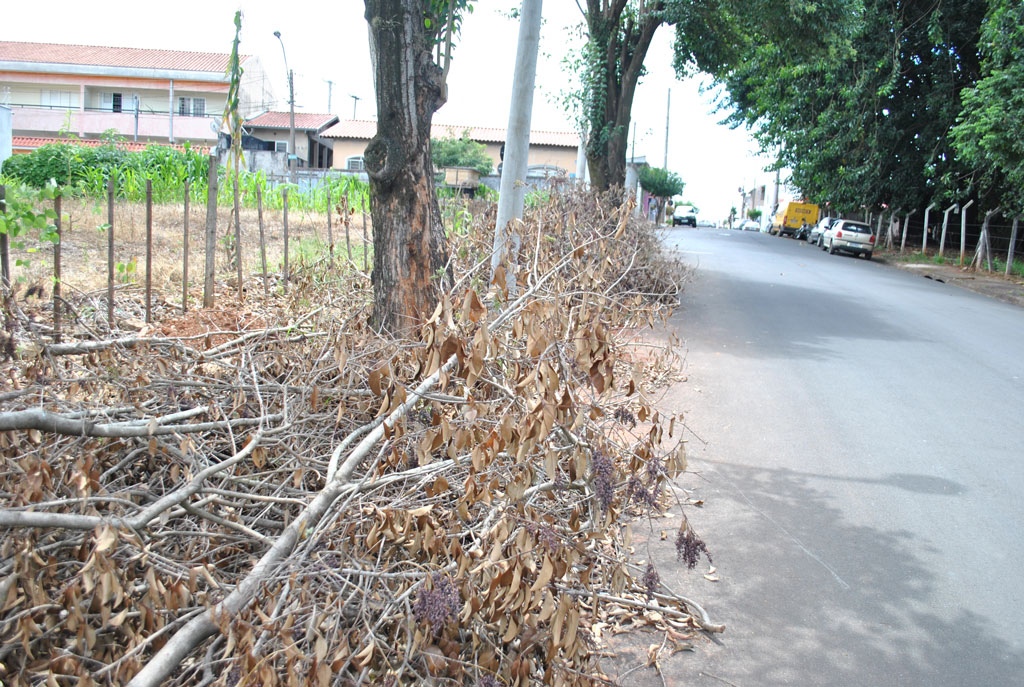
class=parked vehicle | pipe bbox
[793,221,814,241]
[808,217,835,244]
[739,219,760,231]
[673,204,697,227]
[822,219,875,259]
[771,201,820,237]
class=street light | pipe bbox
[273,30,297,184]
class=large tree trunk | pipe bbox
[364,0,452,336]
[584,0,665,191]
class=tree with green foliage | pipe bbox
[700,0,985,216]
[952,0,1024,213]
[431,131,493,175]
[638,165,683,223]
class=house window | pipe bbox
[102,92,123,112]
[41,90,72,109]
[274,141,289,153]
[346,156,365,171]
[178,97,207,117]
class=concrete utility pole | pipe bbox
[491,0,542,281]
[664,88,670,169]
[325,79,334,113]
[350,95,361,120]
[274,31,297,184]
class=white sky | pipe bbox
[3,0,773,218]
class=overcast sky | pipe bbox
[3,0,774,218]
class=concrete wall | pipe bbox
[329,137,576,174]
[0,106,11,172]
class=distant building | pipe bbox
[242,111,338,170]
[322,119,580,180]
[0,40,273,151]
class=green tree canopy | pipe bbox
[638,166,684,199]
[431,131,493,175]
[952,0,1024,213]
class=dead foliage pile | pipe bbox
[0,188,715,687]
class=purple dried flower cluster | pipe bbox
[524,521,561,553]
[676,525,712,570]
[590,449,615,512]
[413,573,460,635]
[645,455,667,481]
[626,474,659,510]
[642,563,660,600]
[478,676,502,687]
[614,406,637,428]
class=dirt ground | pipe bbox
[873,251,1024,308]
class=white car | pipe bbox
[821,219,875,259]
[673,205,697,227]
[739,220,760,231]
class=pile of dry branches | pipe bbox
[0,188,715,687]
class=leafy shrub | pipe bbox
[432,131,494,175]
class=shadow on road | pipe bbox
[603,459,1022,686]
[674,271,926,361]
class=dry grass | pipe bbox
[7,196,373,301]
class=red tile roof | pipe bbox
[12,136,192,154]
[0,41,249,74]
[244,111,338,131]
[321,119,580,148]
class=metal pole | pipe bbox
[960,199,975,266]
[491,0,543,281]
[289,69,296,184]
[274,32,297,185]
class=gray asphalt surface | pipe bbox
[626,227,1024,686]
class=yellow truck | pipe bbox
[771,202,820,237]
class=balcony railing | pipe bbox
[10,104,218,142]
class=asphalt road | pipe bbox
[630,227,1024,686]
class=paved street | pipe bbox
[632,227,1024,686]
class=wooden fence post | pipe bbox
[326,180,334,264]
[233,175,242,301]
[0,186,9,292]
[282,188,289,294]
[257,185,268,298]
[145,179,153,324]
[1006,217,1019,277]
[183,180,190,313]
[53,193,62,344]
[343,196,352,262]
[107,177,115,327]
[203,154,218,309]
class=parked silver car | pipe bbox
[808,217,834,244]
[821,219,875,259]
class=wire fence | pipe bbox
[0,177,374,343]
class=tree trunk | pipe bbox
[584,1,665,191]
[364,0,452,335]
